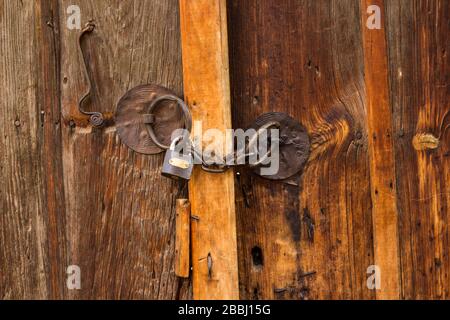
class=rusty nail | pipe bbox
[299,271,316,279]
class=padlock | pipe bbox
[161,137,194,181]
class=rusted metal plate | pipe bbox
[250,112,310,180]
[115,84,185,154]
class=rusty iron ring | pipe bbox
[246,120,281,167]
[115,84,187,155]
[195,121,281,173]
[146,94,192,150]
[250,112,310,180]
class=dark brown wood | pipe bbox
[386,0,450,299]
[228,0,375,299]
[228,0,449,300]
[35,0,68,300]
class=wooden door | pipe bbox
[1,0,191,299]
[1,0,448,300]
[228,0,449,299]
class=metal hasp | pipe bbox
[114,83,310,180]
[250,112,310,180]
[115,84,189,155]
[77,22,105,127]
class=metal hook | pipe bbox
[77,21,105,127]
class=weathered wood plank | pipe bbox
[386,0,450,299]
[1,0,191,300]
[228,0,375,299]
[35,0,68,299]
[0,0,65,299]
[58,0,190,299]
[175,199,190,278]
[360,0,400,299]
[2,0,447,301]
[0,0,42,299]
[179,0,239,300]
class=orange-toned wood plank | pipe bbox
[179,0,239,299]
[175,199,190,278]
[361,0,400,299]
[387,0,450,299]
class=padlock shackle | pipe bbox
[169,135,188,151]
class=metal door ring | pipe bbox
[115,84,188,155]
[146,95,192,150]
[250,112,310,180]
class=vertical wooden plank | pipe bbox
[34,0,68,299]
[175,199,190,278]
[58,0,190,299]
[0,0,46,299]
[360,0,400,299]
[0,0,66,299]
[179,0,239,300]
[228,0,375,299]
[386,0,449,299]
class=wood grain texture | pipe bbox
[1,0,191,299]
[0,0,49,299]
[0,0,68,299]
[35,0,68,300]
[180,0,239,300]
[175,199,190,278]
[229,0,448,300]
[58,0,190,299]
[1,0,449,300]
[386,0,450,299]
[361,0,400,299]
[228,0,375,299]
